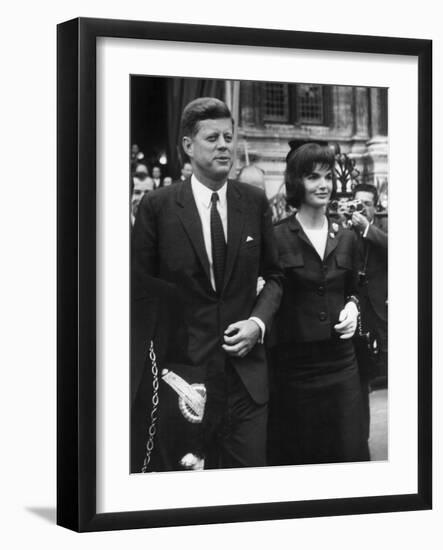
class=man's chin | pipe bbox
[212,167,231,180]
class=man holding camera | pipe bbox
[351,183,388,439]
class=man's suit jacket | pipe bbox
[356,217,388,323]
[272,215,359,345]
[360,218,388,322]
[132,179,283,404]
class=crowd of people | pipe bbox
[130,158,194,223]
[130,97,387,473]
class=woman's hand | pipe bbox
[334,301,359,339]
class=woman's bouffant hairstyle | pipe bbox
[285,142,337,209]
[180,97,234,139]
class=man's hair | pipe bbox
[285,142,337,209]
[180,97,234,138]
[135,163,149,174]
[353,183,378,205]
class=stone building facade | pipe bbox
[236,82,388,203]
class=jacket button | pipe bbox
[319,311,327,321]
[317,286,325,296]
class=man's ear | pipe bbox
[182,136,193,158]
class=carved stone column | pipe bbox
[366,87,388,187]
[239,81,255,127]
[351,87,370,153]
[333,86,354,136]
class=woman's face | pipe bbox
[301,163,333,209]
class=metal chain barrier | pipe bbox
[141,340,159,473]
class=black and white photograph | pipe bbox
[129,76,389,474]
[1,0,440,545]
[54,15,432,534]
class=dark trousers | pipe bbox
[204,362,268,469]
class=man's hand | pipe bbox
[222,319,260,358]
[351,211,369,232]
[180,453,204,470]
[334,301,358,339]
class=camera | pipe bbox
[329,198,366,227]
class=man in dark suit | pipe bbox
[132,97,282,469]
[172,161,193,186]
[351,183,388,438]
[151,165,163,190]
[179,161,193,182]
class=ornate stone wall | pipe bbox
[236,82,388,202]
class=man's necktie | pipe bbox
[210,192,226,293]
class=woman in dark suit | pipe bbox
[268,143,369,466]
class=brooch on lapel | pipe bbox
[329,222,339,239]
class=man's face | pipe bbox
[152,167,161,179]
[354,190,376,222]
[182,118,234,186]
[181,162,193,179]
[131,176,152,213]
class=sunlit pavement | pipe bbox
[369,388,388,461]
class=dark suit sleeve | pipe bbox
[365,223,388,253]
[132,193,159,295]
[250,193,283,331]
[346,229,360,302]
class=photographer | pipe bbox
[351,183,388,439]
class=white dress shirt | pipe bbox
[190,175,265,341]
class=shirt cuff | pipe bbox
[362,223,370,238]
[249,316,265,344]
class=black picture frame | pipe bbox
[57,17,432,532]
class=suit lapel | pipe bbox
[175,181,212,284]
[289,215,340,261]
[288,214,311,249]
[222,181,244,292]
[323,219,340,260]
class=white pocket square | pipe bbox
[246,236,254,242]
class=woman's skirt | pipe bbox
[268,339,370,466]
